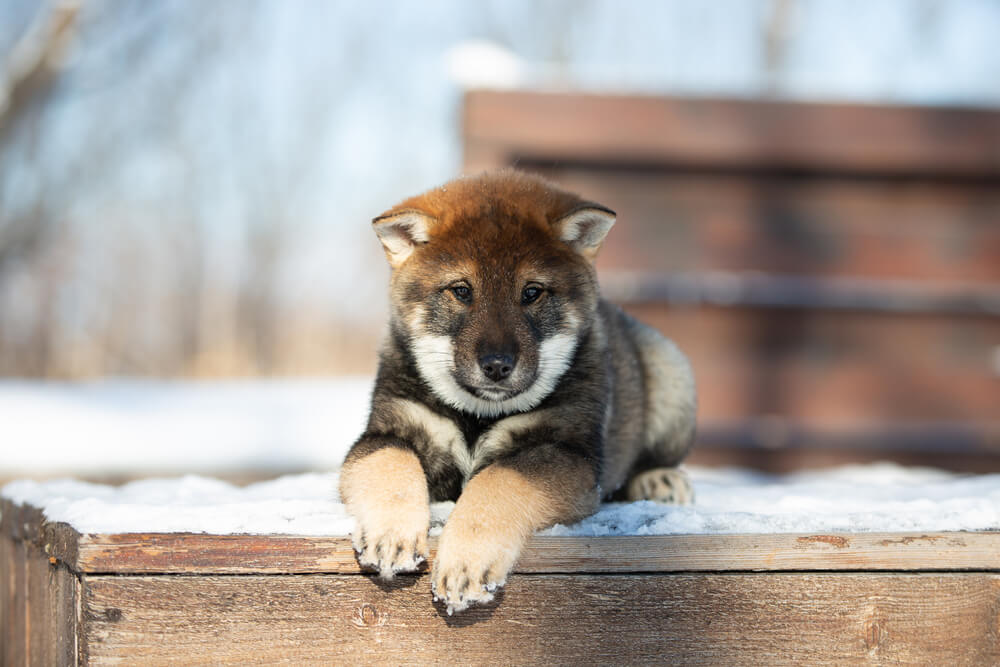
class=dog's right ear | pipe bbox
[372,209,435,269]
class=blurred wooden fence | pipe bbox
[464,91,1000,471]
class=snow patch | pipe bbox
[3,462,999,536]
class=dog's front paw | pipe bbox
[430,523,518,615]
[339,448,431,580]
[353,506,429,579]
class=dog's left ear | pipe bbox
[553,204,616,261]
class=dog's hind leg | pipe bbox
[625,321,697,504]
[625,466,694,504]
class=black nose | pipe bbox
[479,353,515,382]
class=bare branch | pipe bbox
[0,1,80,135]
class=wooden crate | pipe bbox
[463,91,1000,470]
[3,497,998,665]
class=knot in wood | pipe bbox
[863,615,884,652]
[352,603,386,628]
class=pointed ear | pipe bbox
[372,209,435,269]
[553,205,616,261]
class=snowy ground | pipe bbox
[2,379,999,536]
[0,379,373,477]
[4,464,999,536]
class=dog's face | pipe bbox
[373,171,615,417]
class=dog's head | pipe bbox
[373,170,615,417]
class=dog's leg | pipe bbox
[625,466,694,504]
[431,446,598,614]
[624,321,697,505]
[339,444,430,579]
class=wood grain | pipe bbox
[0,533,79,666]
[26,545,79,666]
[69,531,1000,576]
[464,90,1000,176]
[1,536,27,666]
[81,572,1000,666]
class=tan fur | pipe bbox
[626,467,694,504]
[338,448,430,578]
[388,398,471,477]
[473,410,550,470]
[431,461,598,614]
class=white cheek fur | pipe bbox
[410,333,578,418]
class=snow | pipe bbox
[4,463,999,536]
[543,464,1000,536]
[2,379,998,537]
[0,379,372,476]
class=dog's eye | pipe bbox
[450,285,472,303]
[521,285,543,305]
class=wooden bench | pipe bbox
[3,497,998,664]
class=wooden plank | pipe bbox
[602,272,1000,316]
[690,417,1000,473]
[695,418,1000,454]
[1,531,81,666]
[550,170,1000,283]
[1,536,13,665]
[620,304,1000,423]
[26,545,79,666]
[464,90,1000,176]
[688,442,1000,476]
[0,535,8,664]
[80,573,1000,665]
[4,538,28,666]
[68,531,1000,576]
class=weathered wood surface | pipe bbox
[1,533,26,666]
[81,573,1000,666]
[4,497,1000,665]
[464,90,1000,175]
[0,534,79,666]
[68,531,1000,576]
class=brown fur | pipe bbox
[380,171,601,235]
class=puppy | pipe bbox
[339,169,696,614]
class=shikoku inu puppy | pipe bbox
[339,169,696,614]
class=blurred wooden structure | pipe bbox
[464,91,1000,471]
[4,497,999,664]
